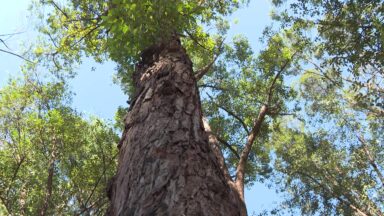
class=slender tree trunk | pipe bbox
[40,154,55,216]
[107,38,242,215]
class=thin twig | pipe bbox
[198,83,227,91]
[0,38,10,49]
[0,31,25,37]
[70,24,100,48]
[215,135,240,159]
[206,93,250,134]
[195,38,225,80]
[267,51,298,104]
[77,152,118,216]
[50,0,69,18]
[185,30,211,51]
[0,49,33,63]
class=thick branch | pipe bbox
[233,53,296,200]
[235,105,268,200]
[365,105,384,117]
[40,159,55,216]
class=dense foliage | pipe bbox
[200,31,304,185]
[0,71,118,215]
[33,0,248,94]
[268,0,384,215]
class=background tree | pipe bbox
[0,70,118,215]
[267,0,384,215]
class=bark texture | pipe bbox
[107,38,242,216]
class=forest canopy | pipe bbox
[0,0,383,215]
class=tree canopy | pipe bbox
[0,71,118,215]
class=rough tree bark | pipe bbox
[107,37,243,215]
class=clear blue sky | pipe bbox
[0,1,284,215]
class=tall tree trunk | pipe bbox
[107,38,242,215]
[40,161,54,216]
[40,151,56,216]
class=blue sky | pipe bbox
[0,1,284,214]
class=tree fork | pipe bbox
[107,37,243,216]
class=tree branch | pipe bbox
[222,106,250,134]
[305,58,341,86]
[0,49,33,63]
[0,31,25,37]
[49,0,69,18]
[357,135,384,187]
[365,105,384,117]
[82,152,118,210]
[296,171,370,216]
[0,38,10,49]
[195,38,225,81]
[198,83,227,92]
[185,30,211,51]
[76,197,107,216]
[215,135,240,159]
[70,24,100,48]
[203,120,248,215]
[267,52,297,104]
[0,195,11,215]
[3,156,26,211]
[233,52,298,200]
[47,32,59,48]
[9,156,25,186]
[206,93,250,134]
[234,104,268,200]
